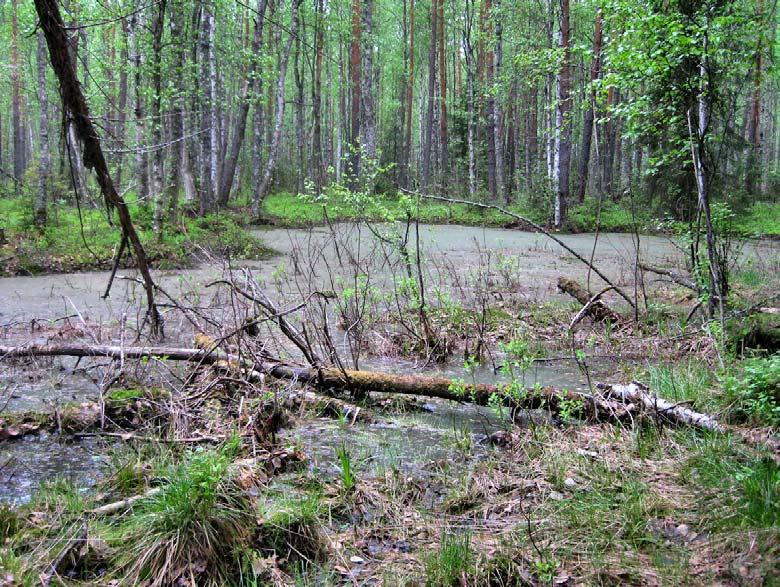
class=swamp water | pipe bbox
[2,225,775,502]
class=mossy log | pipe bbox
[557,277,621,323]
[1,342,724,431]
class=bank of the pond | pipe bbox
[259,192,780,237]
[0,199,275,276]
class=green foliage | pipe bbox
[0,198,273,276]
[110,437,255,585]
[424,532,475,586]
[721,355,780,426]
[335,442,356,492]
[682,432,779,529]
[258,495,325,565]
[738,458,780,527]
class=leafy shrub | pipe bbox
[721,355,780,426]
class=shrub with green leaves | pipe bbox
[721,355,780,426]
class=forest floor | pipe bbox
[0,198,273,277]
[260,192,780,237]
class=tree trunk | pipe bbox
[464,0,477,198]
[150,0,167,236]
[36,32,51,227]
[403,0,415,189]
[575,8,602,203]
[294,30,306,195]
[114,16,129,191]
[361,0,377,178]
[421,0,437,190]
[131,10,150,205]
[311,0,325,195]
[11,0,24,193]
[252,0,302,214]
[746,0,763,195]
[0,343,723,432]
[553,0,571,228]
[166,3,187,224]
[437,0,448,185]
[217,0,268,207]
[34,0,161,336]
[349,0,362,182]
[492,1,505,202]
[484,0,497,199]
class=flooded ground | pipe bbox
[1,224,777,503]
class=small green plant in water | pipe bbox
[335,442,356,492]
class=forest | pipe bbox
[0,0,779,584]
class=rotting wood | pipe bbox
[558,277,621,324]
[0,342,725,431]
[598,382,723,432]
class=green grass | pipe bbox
[261,191,526,227]
[732,201,780,237]
[424,532,475,586]
[0,197,274,275]
[680,431,779,529]
[109,437,256,585]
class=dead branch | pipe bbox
[35,0,161,336]
[89,487,162,515]
[558,278,621,324]
[598,382,723,432]
[638,263,698,291]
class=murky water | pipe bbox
[0,434,111,504]
[2,224,776,502]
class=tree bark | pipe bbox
[150,0,168,235]
[437,0,448,185]
[361,0,377,175]
[491,0,505,201]
[311,0,325,195]
[349,0,362,182]
[553,0,571,228]
[0,343,723,431]
[114,16,130,191]
[131,10,150,205]
[403,0,415,189]
[576,7,603,203]
[36,32,51,227]
[166,2,187,223]
[294,29,306,195]
[34,0,161,336]
[216,0,268,207]
[252,0,302,214]
[421,0,437,190]
[11,0,24,193]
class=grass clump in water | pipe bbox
[109,437,256,585]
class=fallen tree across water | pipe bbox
[0,342,723,432]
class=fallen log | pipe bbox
[557,277,621,324]
[598,382,723,432]
[1,342,724,431]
